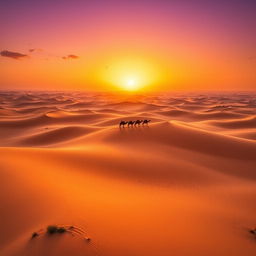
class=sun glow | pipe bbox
[90,55,165,92]
[123,78,139,91]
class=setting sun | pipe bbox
[122,78,139,91]
[91,55,165,92]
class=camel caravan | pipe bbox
[119,119,151,127]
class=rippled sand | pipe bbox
[0,91,256,256]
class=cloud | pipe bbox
[0,50,28,59]
[29,48,43,53]
[62,54,79,60]
[1,49,79,61]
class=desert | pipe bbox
[1,1,256,255]
[0,91,256,256]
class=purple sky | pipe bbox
[1,0,256,90]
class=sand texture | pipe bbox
[0,91,256,256]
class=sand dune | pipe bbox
[0,91,256,256]
[0,113,118,129]
[208,116,256,129]
[17,126,98,146]
[157,109,246,121]
[226,130,256,140]
[79,121,256,161]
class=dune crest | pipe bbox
[0,91,256,256]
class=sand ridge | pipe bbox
[0,91,256,256]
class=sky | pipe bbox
[0,0,256,92]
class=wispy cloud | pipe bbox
[0,50,28,59]
[62,54,79,60]
[29,48,44,53]
[1,49,80,61]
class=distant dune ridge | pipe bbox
[0,91,256,256]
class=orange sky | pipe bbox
[1,0,256,92]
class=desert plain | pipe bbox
[0,91,256,256]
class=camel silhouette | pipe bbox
[142,119,151,124]
[119,120,128,127]
[134,119,143,125]
[128,120,136,126]
[119,119,151,127]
